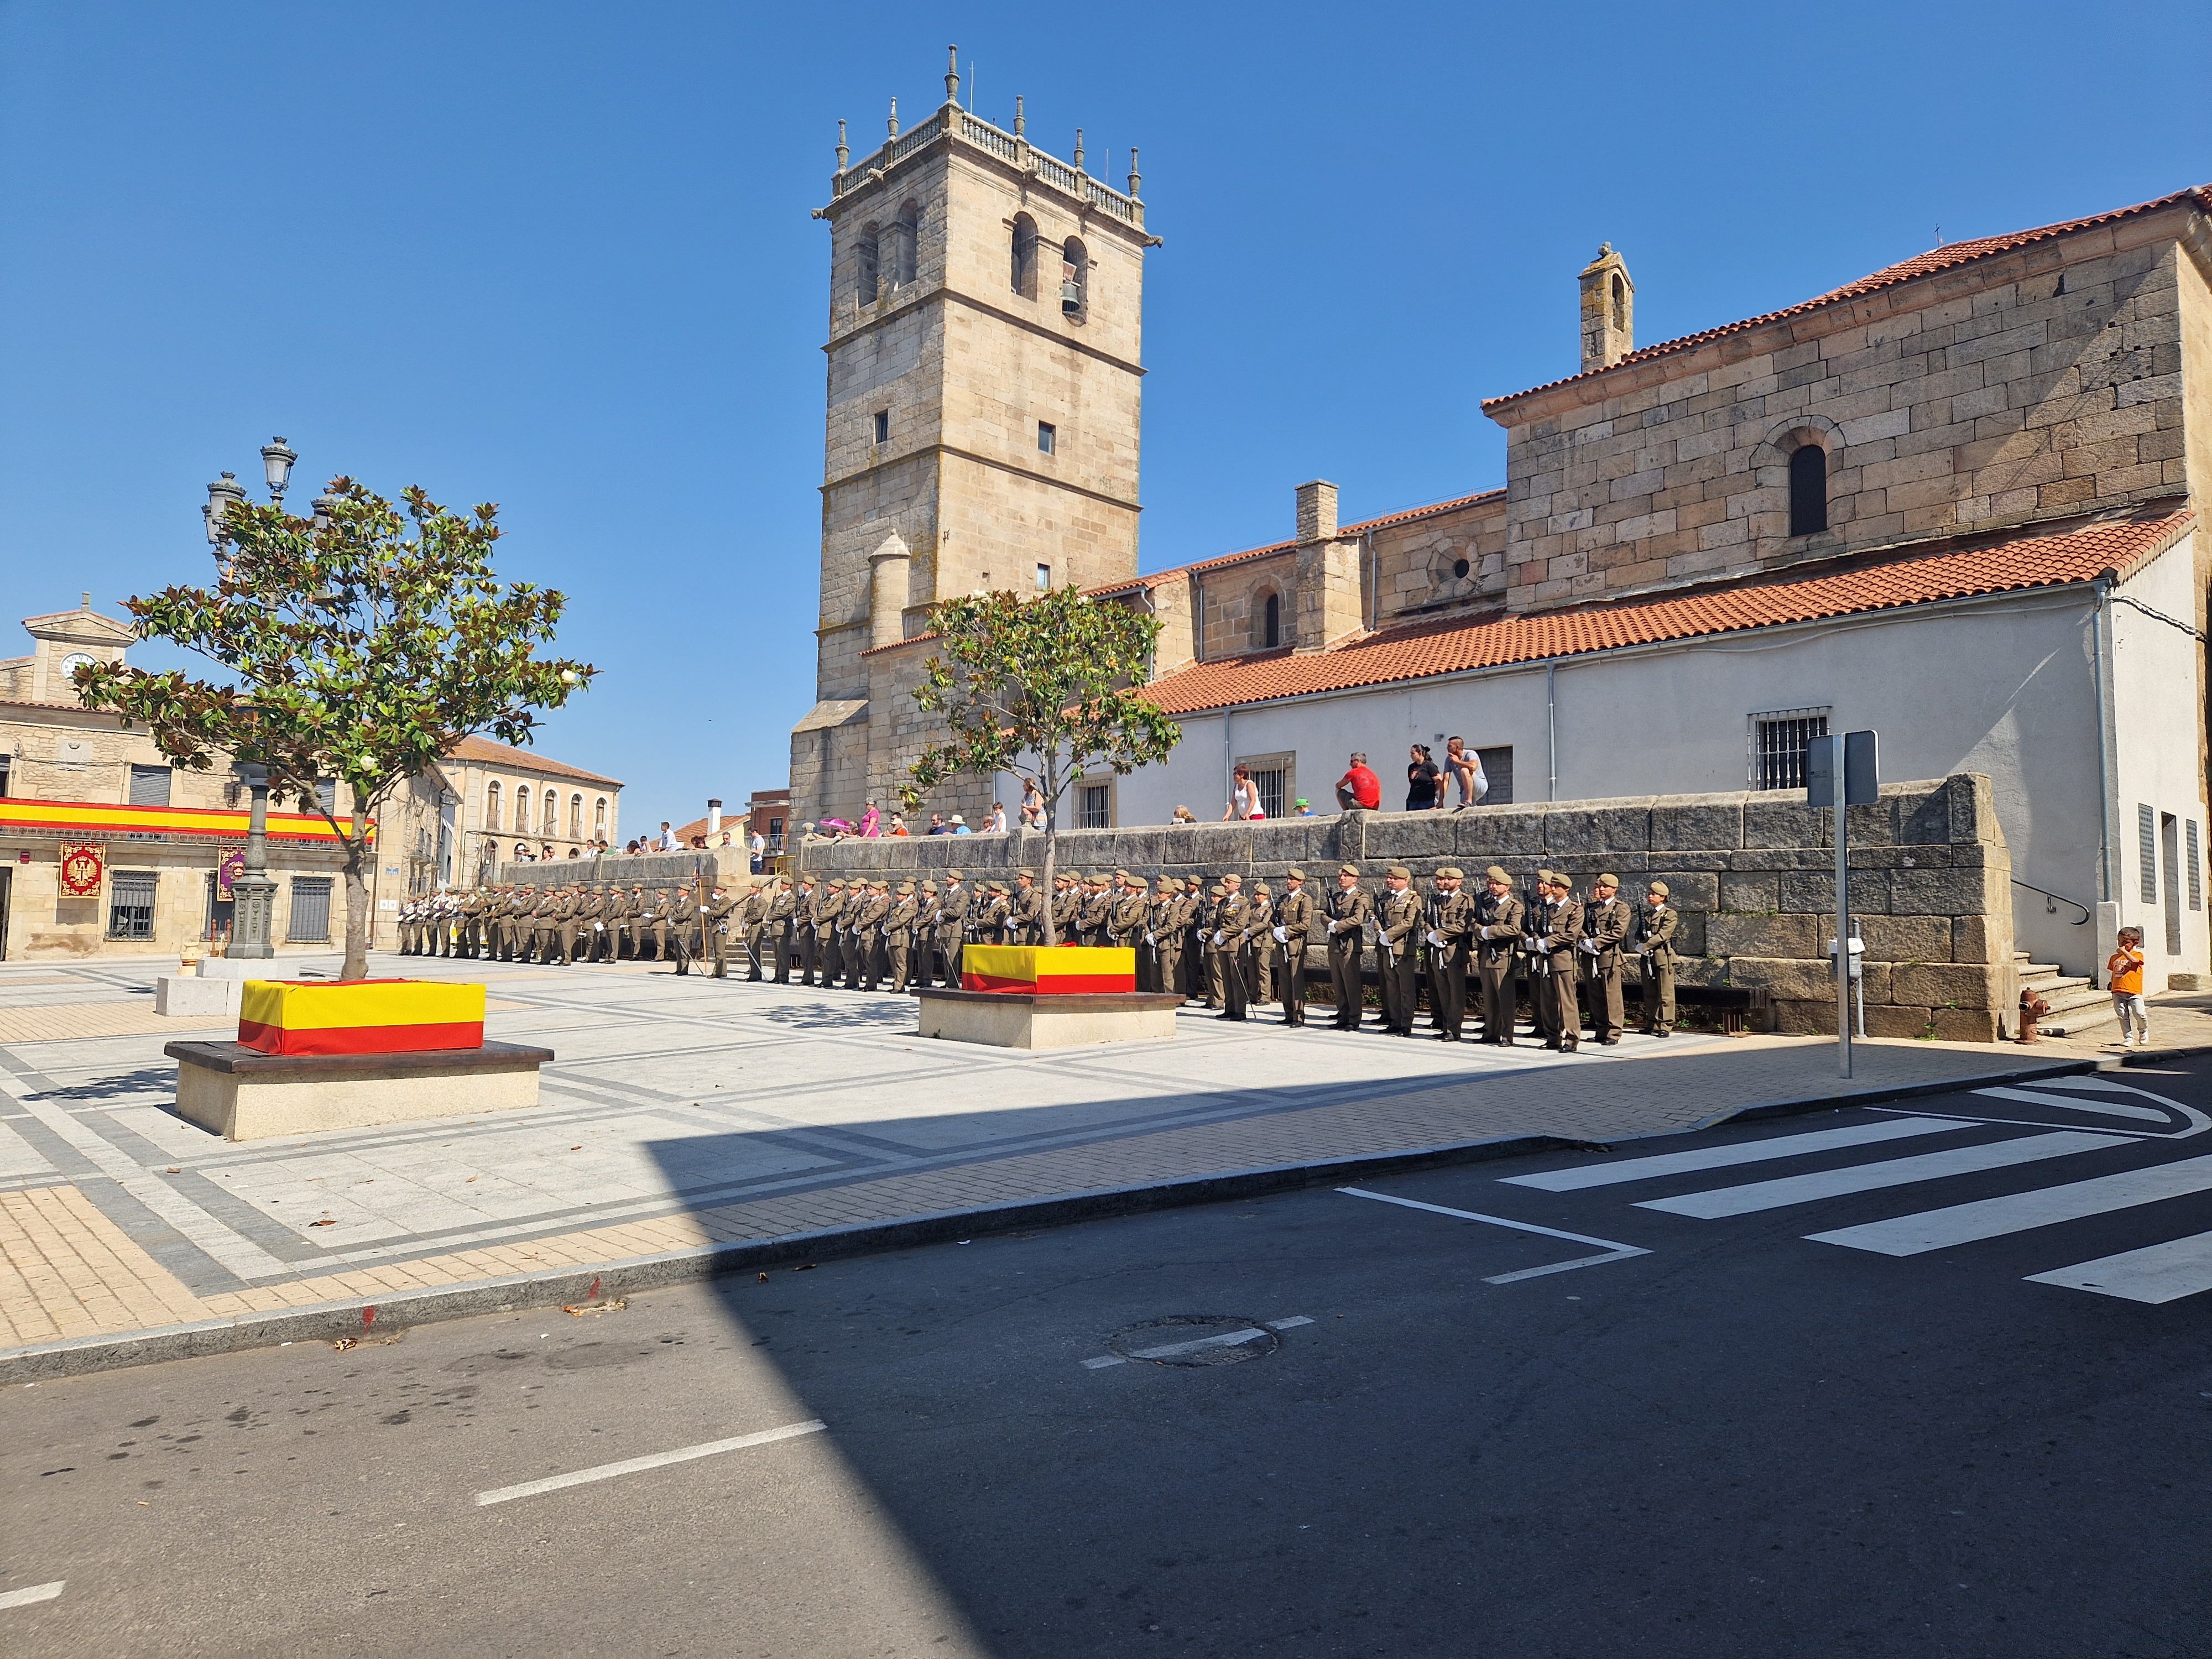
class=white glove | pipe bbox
[1326,919,1342,934]
[1213,929,1226,946]
[593,922,604,931]
[1272,925,1288,944]
[1578,938,1598,954]
[1144,932,1156,946]
[1427,930,1447,948]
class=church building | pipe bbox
[789,72,2209,986]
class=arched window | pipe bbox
[1011,212,1039,299]
[1788,444,1829,536]
[855,226,879,306]
[514,785,530,836]
[568,794,583,841]
[1261,591,1282,649]
[486,779,502,832]
[541,790,559,837]
[594,797,608,839]
[894,201,919,287]
[1611,273,1627,332]
[1061,236,1088,321]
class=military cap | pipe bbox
[898,882,915,893]
[993,880,1011,893]
[872,879,890,890]
[1286,868,1306,881]
[921,881,938,892]
[1437,866,1462,880]
[1016,867,1035,878]
[1209,884,1224,896]
[945,869,963,880]
[1117,867,1134,880]
[1535,868,1558,886]
[1155,876,1175,891]
[1386,864,1411,879]
[1594,872,1620,888]
[1254,883,1270,894]
[827,879,846,890]
[1485,864,1511,883]
[1647,880,1671,897]
[1339,863,1360,877]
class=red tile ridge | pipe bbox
[1138,508,2195,717]
[1483,184,2212,414]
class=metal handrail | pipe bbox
[2012,877,2092,925]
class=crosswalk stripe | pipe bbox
[1501,1116,1973,1192]
[1806,1152,2212,1256]
[1636,1131,2124,1219]
[1970,1086,2167,1122]
[2025,1230,2212,1304]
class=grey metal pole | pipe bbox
[1834,733,1851,1079]
[230,763,277,959]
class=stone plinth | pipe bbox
[164,1040,554,1142]
[915,989,1182,1051]
[155,975,242,1020]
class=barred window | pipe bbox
[288,876,333,943]
[1078,782,1112,830]
[108,870,157,940]
[2139,803,2157,905]
[1750,707,1830,791]
[1237,753,1293,820]
[2189,820,2201,911]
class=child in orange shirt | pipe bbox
[2107,926,2148,1047]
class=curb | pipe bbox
[0,1055,2121,1384]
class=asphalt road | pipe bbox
[7,1058,2212,1658]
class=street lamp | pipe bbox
[229,760,278,960]
[204,471,246,546]
[260,436,298,505]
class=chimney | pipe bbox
[707,799,723,834]
[1295,481,1338,545]
[1578,243,1635,374]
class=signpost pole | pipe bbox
[1833,733,1851,1080]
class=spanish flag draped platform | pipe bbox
[238,979,487,1056]
[960,945,1136,995]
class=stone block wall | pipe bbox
[792,773,2018,1041]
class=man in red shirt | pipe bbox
[1335,752,1381,812]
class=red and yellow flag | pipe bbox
[238,979,485,1056]
[961,945,1136,995]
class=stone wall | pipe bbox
[1486,204,2201,611]
[792,773,2018,1041]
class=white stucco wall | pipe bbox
[1081,550,2206,983]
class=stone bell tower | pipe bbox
[1579,243,1635,374]
[789,49,1154,827]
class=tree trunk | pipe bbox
[1041,829,1059,946]
[341,812,372,981]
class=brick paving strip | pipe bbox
[0,956,2199,1382]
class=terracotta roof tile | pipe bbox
[1484,185,2212,412]
[1140,510,2193,717]
[447,733,623,787]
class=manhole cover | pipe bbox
[1107,1314,1282,1368]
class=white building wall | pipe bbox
[2106,529,2210,985]
[1102,564,2206,983]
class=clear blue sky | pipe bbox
[4,1,2205,831]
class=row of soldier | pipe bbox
[397,863,1682,1049]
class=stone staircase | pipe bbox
[2018,952,2114,1040]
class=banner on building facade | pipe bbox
[217,847,246,899]
[59,842,106,897]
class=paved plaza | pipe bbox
[0,953,2154,1371]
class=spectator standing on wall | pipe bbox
[1224,763,1262,821]
[1335,753,1381,812]
[750,830,768,869]
[654,821,678,852]
[858,801,881,838]
[1406,744,1444,811]
[1445,737,1488,808]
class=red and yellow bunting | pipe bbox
[961,945,1136,995]
[237,979,486,1056]
[58,842,105,896]
[0,798,367,845]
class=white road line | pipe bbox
[1499,1117,1973,1191]
[2026,1229,2212,1304]
[474,1420,825,1506]
[1636,1131,2124,1219]
[1807,1152,2212,1256]
[1971,1087,2168,1122]
[1083,1316,1309,1369]
[1337,1186,1648,1282]
[0,1582,63,1611]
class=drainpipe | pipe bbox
[1546,660,1558,802]
[1223,707,1234,818]
[1362,530,1376,631]
[2091,580,2116,903]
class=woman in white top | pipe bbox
[1223,763,1263,821]
[1446,736,1488,808]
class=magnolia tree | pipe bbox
[900,582,1180,943]
[74,478,594,981]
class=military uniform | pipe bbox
[815,881,848,985]
[885,884,921,992]
[792,881,821,984]
[1375,870,1423,1036]
[767,878,799,982]
[1578,875,1631,1044]
[935,874,971,986]
[1325,867,1374,1029]
[1426,869,1477,1041]
[1274,872,1314,1026]
[1209,881,1253,1020]
[1010,873,1045,946]
[1636,883,1680,1035]
[1535,873,1585,1051]
[1246,886,1275,1005]
[912,885,941,987]
[700,885,736,977]
[1472,865,1526,1045]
